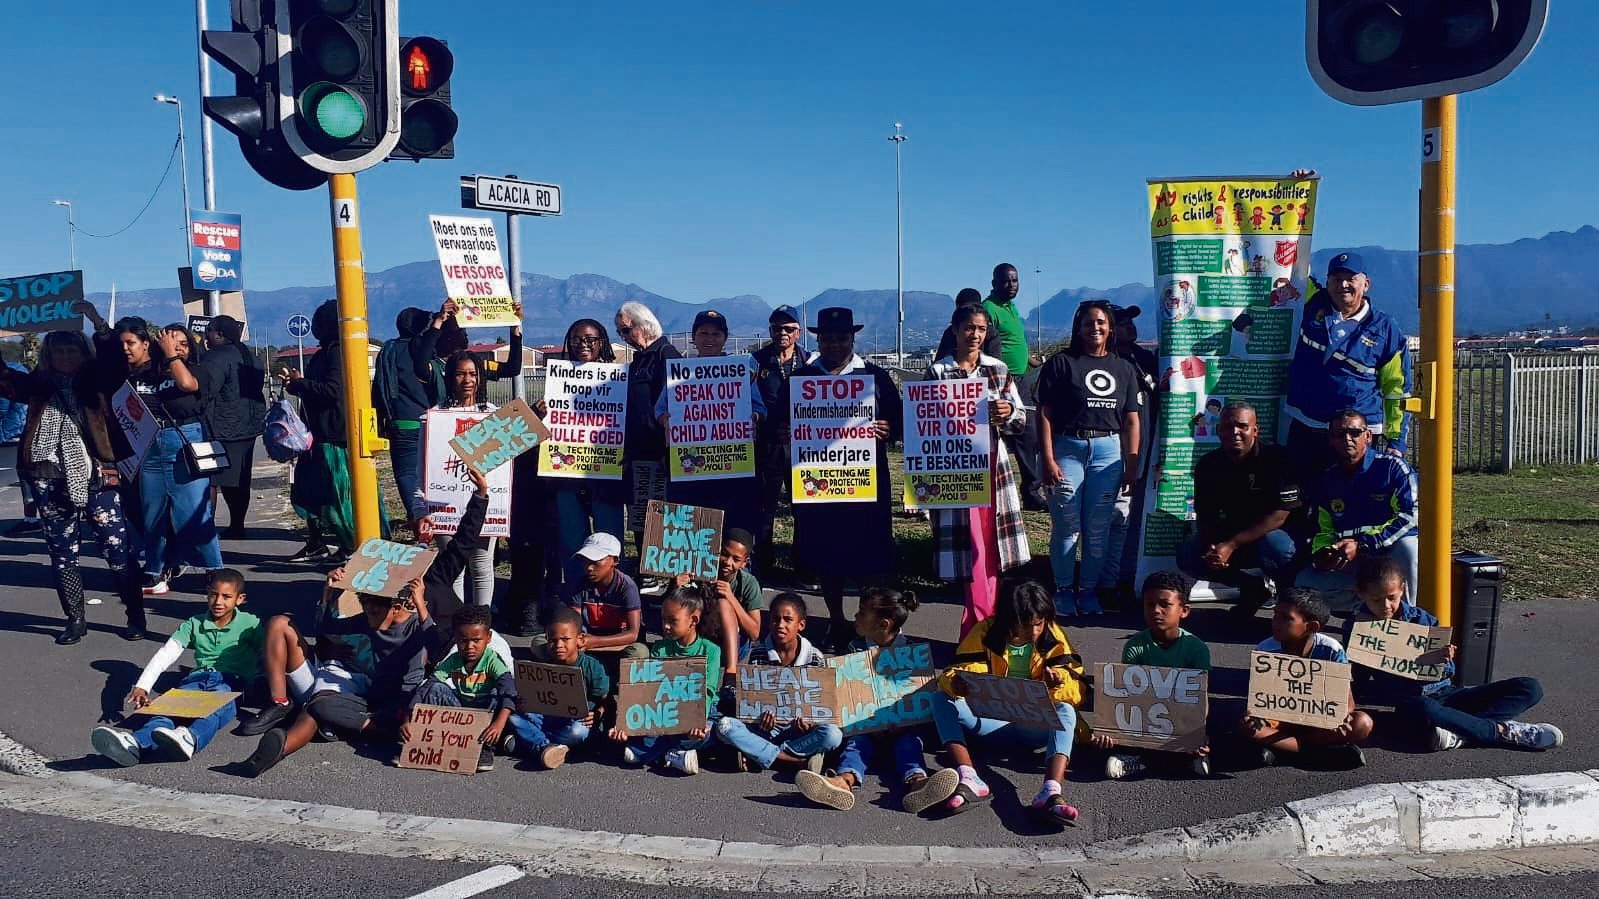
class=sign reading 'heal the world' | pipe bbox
[448,398,550,477]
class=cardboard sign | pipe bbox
[617,656,708,736]
[429,215,516,327]
[734,664,837,726]
[830,643,936,735]
[960,673,1064,731]
[638,501,723,581]
[1347,620,1453,682]
[665,357,756,481]
[110,382,160,481]
[134,689,241,720]
[0,270,84,335]
[515,661,590,718]
[538,360,628,480]
[901,379,992,509]
[1247,651,1352,729]
[423,408,512,537]
[789,375,878,504]
[1087,663,1210,751]
[331,538,439,598]
[627,460,668,534]
[448,398,550,477]
[399,704,488,775]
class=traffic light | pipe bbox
[202,0,327,190]
[278,0,401,172]
[1307,1,1548,106]
[391,36,458,160]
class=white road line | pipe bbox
[406,865,526,899]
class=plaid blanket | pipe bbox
[925,356,1032,582]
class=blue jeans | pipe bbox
[555,485,624,594]
[1176,529,1300,597]
[507,711,592,755]
[1298,534,1419,610]
[932,691,1076,759]
[1398,677,1543,747]
[629,709,720,765]
[139,423,223,576]
[1045,434,1123,591]
[834,731,927,786]
[714,717,843,768]
[388,426,422,520]
[131,669,243,755]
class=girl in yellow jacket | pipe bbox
[934,579,1087,822]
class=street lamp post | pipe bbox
[192,0,220,317]
[51,200,76,271]
[888,123,907,368]
[1034,266,1043,350]
[154,95,195,294]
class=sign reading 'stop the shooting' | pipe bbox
[1134,177,1318,593]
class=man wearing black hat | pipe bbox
[790,307,902,651]
[751,305,805,570]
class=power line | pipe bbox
[74,137,182,240]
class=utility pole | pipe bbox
[155,95,195,287]
[505,176,525,401]
[1034,266,1043,350]
[1416,94,1457,626]
[194,0,219,315]
[51,200,76,270]
[889,123,907,368]
[329,174,384,544]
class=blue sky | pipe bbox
[3,2,1591,313]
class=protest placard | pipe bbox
[538,360,628,480]
[398,704,488,775]
[1086,663,1210,751]
[422,408,512,537]
[638,501,723,581]
[617,656,708,736]
[627,460,668,534]
[134,689,241,720]
[0,270,84,335]
[901,379,991,509]
[665,357,756,481]
[1346,620,1453,682]
[330,538,438,598]
[830,643,936,735]
[110,383,160,481]
[960,673,1064,731]
[734,663,837,726]
[448,398,550,477]
[514,661,590,718]
[428,215,516,327]
[1247,651,1352,729]
[790,375,877,504]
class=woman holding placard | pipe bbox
[411,350,497,608]
[923,304,1030,637]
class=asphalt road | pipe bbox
[1,445,1594,850]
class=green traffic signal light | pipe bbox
[301,82,366,141]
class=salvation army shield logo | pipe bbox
[1085,369,1118,398]
[1274,240,1298,267]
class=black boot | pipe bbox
[56,567,88,645]
[119,570,147,641]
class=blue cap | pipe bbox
[1327,252,1365,277]
[769,305,800,325]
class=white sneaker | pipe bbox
[1500,721,1563,751]
[1191,755,1212,777]
[1104,753,1144,780]
[1430,726,1464,751]
[664,748,700,775]
[151,725,196,760]
[90,726,141,767]
[622,745,641,765]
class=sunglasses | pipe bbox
[1331,428,1368,438]
[770,325,801,334]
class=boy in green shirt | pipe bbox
[406,606,516,773]
[503,608,611,770]
[91,569,263,766]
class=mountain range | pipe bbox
[86,226,1599,346]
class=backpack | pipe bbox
[262,397,315,462]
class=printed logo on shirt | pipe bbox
[1085,369,1118,398]
[1329,498,1345,514]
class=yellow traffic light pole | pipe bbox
[1416,95,1456,626]
[328,173,386,544]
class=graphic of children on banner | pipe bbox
[665,357,756,481]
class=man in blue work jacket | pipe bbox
[1283,252,1411,481]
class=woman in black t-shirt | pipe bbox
[1035,300,1141,617]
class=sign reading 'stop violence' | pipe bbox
[789,375,877,504]
[0,270,84,334]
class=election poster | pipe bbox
[1085,663,1209,751]
[422,408,512,537]
[665,357,756,481]
[901,379,991,509]
[428,215,517,327]
[0,270,84,335]
[188,211,244,292]
[789,375,877,504]
[1135,177,1319,597]
[110,383,160,481]
[538,360,628,480]
[449,398,550,477]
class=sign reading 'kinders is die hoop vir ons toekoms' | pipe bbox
[538,360,628,480]
[1247,651,1351,730]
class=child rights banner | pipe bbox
[789,375,877,504]
[538,360,628,480]
[666,357,755,481]
[901,379,991,509]
[422,409,511,537]
[1134,176,1319,597]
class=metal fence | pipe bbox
[1503,352,1599,471]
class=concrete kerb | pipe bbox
[2,725,1599,894]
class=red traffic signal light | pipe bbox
[392,36,457,160]
[402,36,453,95]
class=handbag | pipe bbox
[178,427,232,479]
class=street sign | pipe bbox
[287,314,312,339]
[460,175,561,216]
[188,211,244,291]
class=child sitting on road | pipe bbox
[1240,588,1372,769]
[407,605,515,773]
[546,533,647,680]
[716,593,842,773]
[92,569,263,766]
[795,587,959,814]
[503,607,611,770]
[608,583,722,775]
[934,579,1087,822]
[1094,570,1213,779]
[1344,556,1560,753]
[712,527,766,674]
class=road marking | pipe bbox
[406,865,525,899]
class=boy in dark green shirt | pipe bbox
[503,608,611,770]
